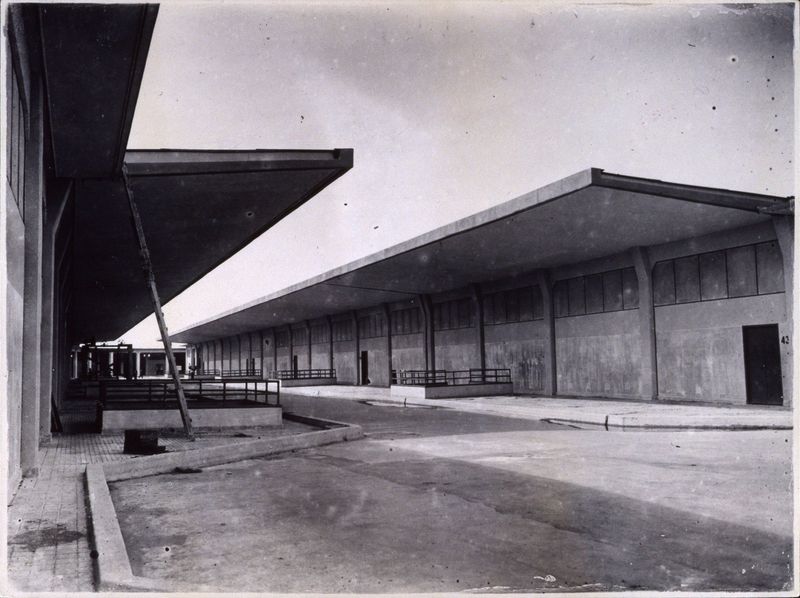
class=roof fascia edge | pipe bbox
[123,148,353,177]
[592,169,790,213]
[113,4,159,174]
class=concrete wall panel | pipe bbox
[434,328,478,371]
[656,294,786,403]
[311,344,329,370]
[276,346,291,372]
[333,340,356,384]
[555,310,640,398]
[485,321,547,393]
[360,336,389,386]
[391,333,425,373]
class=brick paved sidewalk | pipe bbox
[6,425,310,593]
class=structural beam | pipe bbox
[122,167,194,438]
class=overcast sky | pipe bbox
[118,0,795,346]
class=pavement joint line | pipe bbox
[84,420,364,591]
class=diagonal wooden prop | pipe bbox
[122,165,194,439]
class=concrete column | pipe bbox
[536,271,557,396]
[382,304,393,385]
[470,285,486,376]
[326,316,334,372]
[352,311,360,384]
[305,320,312,370]
[773,215,794,406]
[631,246,658,400]
[38,204,59,441]
[418,295,435,370]
[271,329,278,375]
[288,326,295,373]
[236,335,242,371]
[257,331,263,377]
[20,78,44,476]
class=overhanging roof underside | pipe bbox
[171,168,790,343]
[70,149,353,343]
[40,3,158,178]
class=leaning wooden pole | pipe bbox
[122,165,194,439]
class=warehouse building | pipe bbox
[3,3,352,498]
[172,169,794,408]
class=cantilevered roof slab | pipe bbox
[70,149,353,343]
[39,3,158,178]
[171,168,791,343]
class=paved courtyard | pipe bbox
[5,423,314,592]
[109,395,793,593]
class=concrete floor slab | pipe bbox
[109,398,793,593]
[5,422,318,592]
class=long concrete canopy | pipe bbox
[34,3,354,342]
[170,168,792,343]
[71,149,353,343]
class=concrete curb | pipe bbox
[546,415,793,430]
[103,424,363,482]
[85,421,363,591]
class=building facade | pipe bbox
[175,170,794,409]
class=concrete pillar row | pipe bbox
[20,77,44,477]
[631,246,658,400]
[535,270,557,397]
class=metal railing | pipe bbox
[97,378,281,407]
[220,368,260,378]
[270,368,336,380]
[396,368,511,386]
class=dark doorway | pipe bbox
[292,355,299,375]
[360,351,369,385]
[743,324,783,405]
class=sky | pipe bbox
[117,0,795,346]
